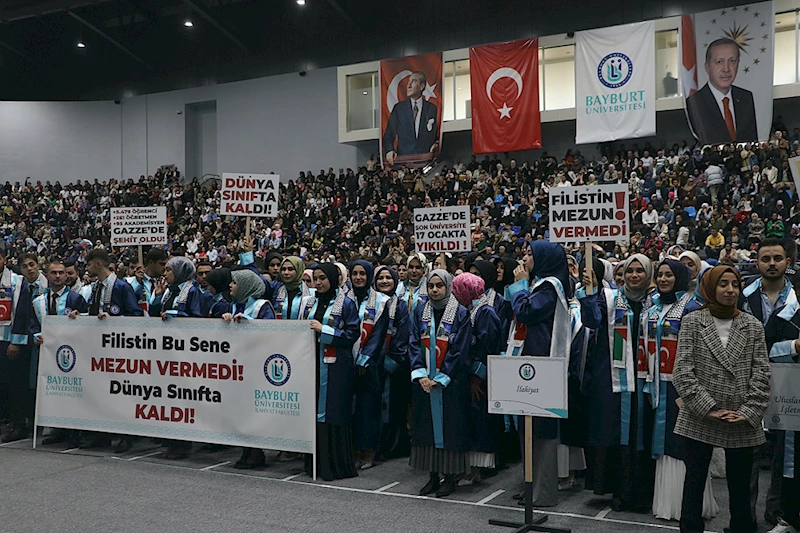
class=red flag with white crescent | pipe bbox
[680,15,698,98]
[380,52,443,170]
[469,38,541,154]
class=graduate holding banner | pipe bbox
[681,1,775,145]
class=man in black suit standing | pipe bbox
[686,38,758,145]
[382,71,439,167]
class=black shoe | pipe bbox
[419,475,441,495]
[1,428,28,443]
[80,436,112,449]
[234,448,253,468]
[610,497,623,512]
[114,437,134,454]
[764,510,782,526]
[435,476,456,498]
[512,491,524,500]
[233,450,265,469]
[42,433,68,446]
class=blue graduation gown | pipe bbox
[149,281,204,318]
[301,295,360,427]
[469,304,503,454]
[377,298,411,458]
[83,278,144,317]
[208,293,231,319]
[0,271,30,388]
[30,289,88,388]
[409,303,472,452]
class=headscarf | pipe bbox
[678,251,703,279]
[168,256,195,287]
[452,273,485,306]
[621,253,653,303]
[231,269,265,303]
[313,262,341,295]
[493,257,517,293]
[427,269,453,310]
[281,256,305,291]
[463,251,483,272]
[335,262,348,287]
[528,240,571,298]
[349,260,374,302]
[206,267,232,297]
[303,269,314,285]
[372,265,398,295]
[579,255,605,289]
[406,252,429,280]
[699,265,742,319]
[657,258,690,304]
[601,258,615,283]
[666,245,684,258]
[265,251,283,270]
[470,260,497,293]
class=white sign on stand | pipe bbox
[765,364,800,431]
[413,205,471,253]
[549,183,629,243]
[487,355,568,419]
[110,207,168,247]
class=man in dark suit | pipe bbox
[686,38,758,145]
[382,71,438,167]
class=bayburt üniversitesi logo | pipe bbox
[56,344,76,373]
[597,52,633,88]
[263,354,291,386]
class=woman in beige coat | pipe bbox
[673,265,771,533]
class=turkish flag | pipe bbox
[469,39,541,154]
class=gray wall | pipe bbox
[185,101,218,180]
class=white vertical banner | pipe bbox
[575,21,656,144]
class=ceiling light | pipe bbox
[457,87,462,90]
[362,91,368,95]
[77,41,86,48]
[296,0,306,5]
[184,20,193,27]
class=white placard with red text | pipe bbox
[413,205,471,253]
[549,184,629,243]
[110,207,167,247]
[35,317,315,454]
[220,173,280,218]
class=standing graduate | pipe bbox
[409,269,472,498]
[300,262,360,481]
[643,259,718,521]
[397,253,429,316]
[577,253,656,512]
[205,268,233,318]
[505,241,572,507]
[372,265,412,461]
[348,260,389,470]
[223,268,276,469]
[452,272,502,486]
[0,246,32,443]
[274,257,312,320]
[469,260,512,343]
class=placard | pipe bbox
[487,355,567,419]
[549,184,629,243]
[220,173,280,217]
[35,317,316,454]
[789,156,800,194]
[413,205,471,253]
[765,364,800,431]
[110,207,167,247]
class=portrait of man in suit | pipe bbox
[382,71,439,167]
[686,38,758,145]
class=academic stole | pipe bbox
[275,284,309,320]
[610,289,640,447]
[420,298,456,449]
[0,267,19,326]
[304,294,341,423]
[645,292,689,456]
[351,289,387,359]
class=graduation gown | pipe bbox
[409,299,472,453]
[468,301,503,454]
[377,297,411,459]
[149,281,204,318]
[30,288,88,388]
[0,269,32,388]
[80,276,144,317]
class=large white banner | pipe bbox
[487,356,567,419]
[413,206,471,253]
[765,364,800,431]
[575,21,656,144]
[35,317,316,454]
[110,207,167,247]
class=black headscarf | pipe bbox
[579,255,605,290]
[206,268,232,302]
[494,257,517,294]
[463,251,483,272]
[528,241,572,298]
[312,263,340,321]
[658,258,691,304]
[470,260,497,294]
[348,260,374,304]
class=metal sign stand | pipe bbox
[489,416,571,533]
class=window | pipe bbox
[443,60,472,121]
[346,73,377,131]
[656,30,680,98]
[774,11,799,85]
[542,45,575,110]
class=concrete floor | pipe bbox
[0,434,779,533]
